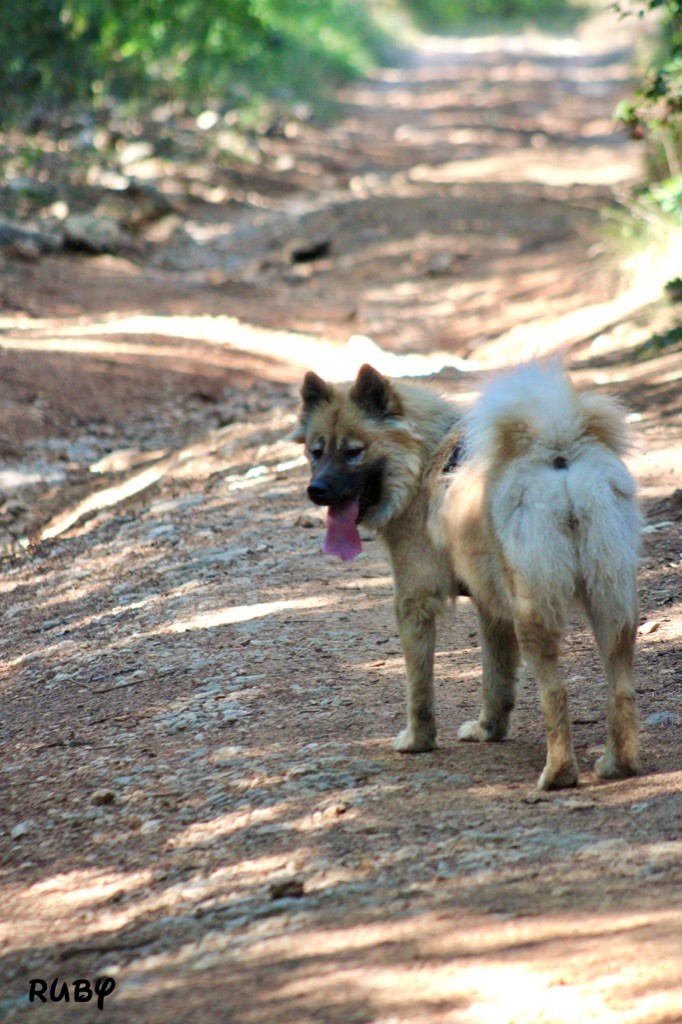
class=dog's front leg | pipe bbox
[392,591,443,753]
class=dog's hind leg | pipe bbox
[392,592,442,753]
[516,614,579,790]
[458,609,518,742]
[587,603,640,779]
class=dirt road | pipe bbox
[0,11,680,1024]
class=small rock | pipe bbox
[42,618,66,631]
[638,620,661,635]
[92,789,116,806]
[194,546,250,565]
[645,711,679,727]
[557,797,596,812]
[269,878,305,900]
[63,213,125,254]
[148,524,178,541]
[295,515,317,529]
[212,745,244,765]
[10,819,36,840]
[140,819,162,834]
[7,237,42,262]
[165,711,199,733]
[435,860,456,879]
[0,219,51,256]
[425,253,453,276]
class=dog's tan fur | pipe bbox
[294,362,641,788]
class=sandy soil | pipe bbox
[0,11,680,1024]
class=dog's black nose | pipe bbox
[307,481,329,504]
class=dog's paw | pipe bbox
[393,727,435,753]
[457,720,490,742]
[537,759,579,790]
[595,751,640,780]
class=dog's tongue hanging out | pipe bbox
[322,498,362,561]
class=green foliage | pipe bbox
[0,0,595,122]
[0,0,388,117]
[612,0,682,178]
[664,275,682,298]
[401,0,585,32]
[633,324,682,359]
[649,174,682,217]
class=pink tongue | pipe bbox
[322,498,362,561]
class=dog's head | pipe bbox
[291,364,421,557]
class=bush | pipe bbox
[400,0,585,32]
[613,0,682,180]
[0,0,596,123]
[0,0,389,117]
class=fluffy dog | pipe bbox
[292,361,641,788]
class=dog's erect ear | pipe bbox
[301,371,333,411]
[579,392,630,456]
[289,371,334,443]
[350,364,403,420]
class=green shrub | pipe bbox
[613,0,682,181]
[400,0,585,32]
[0,0,389,117]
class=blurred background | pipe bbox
[1,1,679,180]
[0,0,679,547]
[1,1,679,258]
[1,0,591,114]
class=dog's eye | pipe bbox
[310,446,324,462]
[345,447,365,464]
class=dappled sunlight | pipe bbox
[628,445,682,504]
[409,147,638,187]
[583,770,682,808]
[624,227,682,312]
[166,595,334,633]
[592,365,682,386]
[357,657,481,681]
[40,461,171,541]
[11,866,150,908]
[0,310,474,380]
[278,959,635,1024]
[472,283,679,367]
[139,906,679,1024]
[223,454,306,493]
[335,575,392,591]
[1,867,153,951]
[169,806,283,852]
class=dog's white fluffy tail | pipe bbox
[468,361,641,627]
[465,360,631,464]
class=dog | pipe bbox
[292,361,641,789]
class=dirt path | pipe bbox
[1,12,681,1024]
